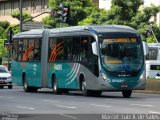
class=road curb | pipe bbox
[133,90,160,94]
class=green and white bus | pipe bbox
[11,25,146,97]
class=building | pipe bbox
[0,0,99,25]
[2,0,159,26]
[99,0,111,10]
[0,0,50,25]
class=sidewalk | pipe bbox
[133,79,160,94]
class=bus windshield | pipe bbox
[100,37,143,75]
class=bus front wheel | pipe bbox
[82,81,90,96]
[122,90,132,98]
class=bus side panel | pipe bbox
[12,61,42,87]
[25,62,41,87]
[11,61,23,86]
[48,62,79,89]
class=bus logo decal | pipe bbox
[54,64,62,71]
[66,64,80,85]
[22,45,34,61]
[49,42,64,62]
[66,63,76,77]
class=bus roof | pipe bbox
[49,25,137,34]
[13,29,45,38]
[13,25,137,38]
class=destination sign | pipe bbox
[104,38,137,43]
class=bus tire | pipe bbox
[0,86,4,89]
[53,79,61,94]
[23,75,31,92]
[31,87,38,92]
[82,81,90,96]
[92,91,102,96]
[8,85,12,89]
[122,90,132,98]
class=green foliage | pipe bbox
[131,5,160,42]
[79,0,160,43]
[146,35,157,43]
[111,0,144,21]
[0,21,10,29]
[79,8,108,25]
[11,10,32,22]
[79,0,145,26]
[0,21,10,58]
[44,0,96,27]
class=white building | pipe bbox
[99,0,112,10]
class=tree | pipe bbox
[80,0,160,42]
[11,10,32,22]
[43,0,96,27]
[78,8,108,25]
[0,21,10,60]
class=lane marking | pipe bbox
[91,104,112,108]
[0,96,15,99]
[42,100,60,103]
[131,104,153,107]
[16,106,35,110]
[58,114,77,119]
[149,111,160,114]
[56,105,77,109]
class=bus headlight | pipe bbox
[101,73,107,80]
[140,72,145,80]
[101,73,108,80]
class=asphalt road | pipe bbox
[0,86,160,120]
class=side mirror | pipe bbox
[92,42,98,56]
[142,41,149,56]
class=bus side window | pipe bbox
[34,39,41,61]
[64,37,72,61]
[55,38,64,61]
[80,37,88,61]
[72,37,80,61]
[12,40,18,61]
[18,40,23,61]
[49,38,56,61]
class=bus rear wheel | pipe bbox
[122,90,132,98]
[23,76,29,92]
[53,79,61,94]
[23,75,37,92]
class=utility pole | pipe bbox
[20,0,23,32]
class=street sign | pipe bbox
[22,21,44,30]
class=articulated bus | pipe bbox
[11,25,146,98]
